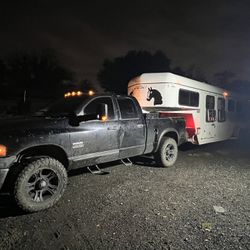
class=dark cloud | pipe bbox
[0,0,250,91]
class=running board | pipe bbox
[87,165,109,175]
[121,158,133,166]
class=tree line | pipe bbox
[0,49,249,114]
[0,50,73,100]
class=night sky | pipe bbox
[1,0,250,89]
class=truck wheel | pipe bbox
[14,157,67,212]
[155,137,178,167]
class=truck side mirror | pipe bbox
[97,103,108,121]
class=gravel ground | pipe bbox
[0,139,249,250]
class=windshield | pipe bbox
[44,96,89,117]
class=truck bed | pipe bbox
[143,113,186,154]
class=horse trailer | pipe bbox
[128,72,246,145]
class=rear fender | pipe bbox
[154,129,179,152]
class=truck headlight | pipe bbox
[0,145,7,157]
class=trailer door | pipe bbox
[201,95,217,143]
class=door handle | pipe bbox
[211,124,216,127]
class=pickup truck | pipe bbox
[0,93,186,212]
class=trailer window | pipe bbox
[117,98,139,119]
[179,89,199,107]
[228,99,235,112]
[206,95,216,122]
[218,97,226,122]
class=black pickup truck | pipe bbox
[0,94,186,212]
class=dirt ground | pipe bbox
[0,139,250,250]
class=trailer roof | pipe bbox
[129,72,231,95]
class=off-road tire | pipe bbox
[14,157,68,212]
[155,137,178,167]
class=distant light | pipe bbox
[64,91,83,98]
[88,90,95,96]
[223,91,229,97]
[64,92,71,98]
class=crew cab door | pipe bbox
[117,97,146,158]
[70,96,119,166]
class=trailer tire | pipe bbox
[14,157,67,212]
[155,137,178,167]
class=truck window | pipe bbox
[228,99,235,112]
[206,95,216,122]
[218,97,226,122]
[84,97,115,119]
[179,89,199,107]
[117,98,139,119]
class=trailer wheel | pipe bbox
[14,157,67,212]
[155,137,178,167]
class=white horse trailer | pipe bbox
[128,72,245,145]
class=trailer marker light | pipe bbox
[223,91,229,97]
